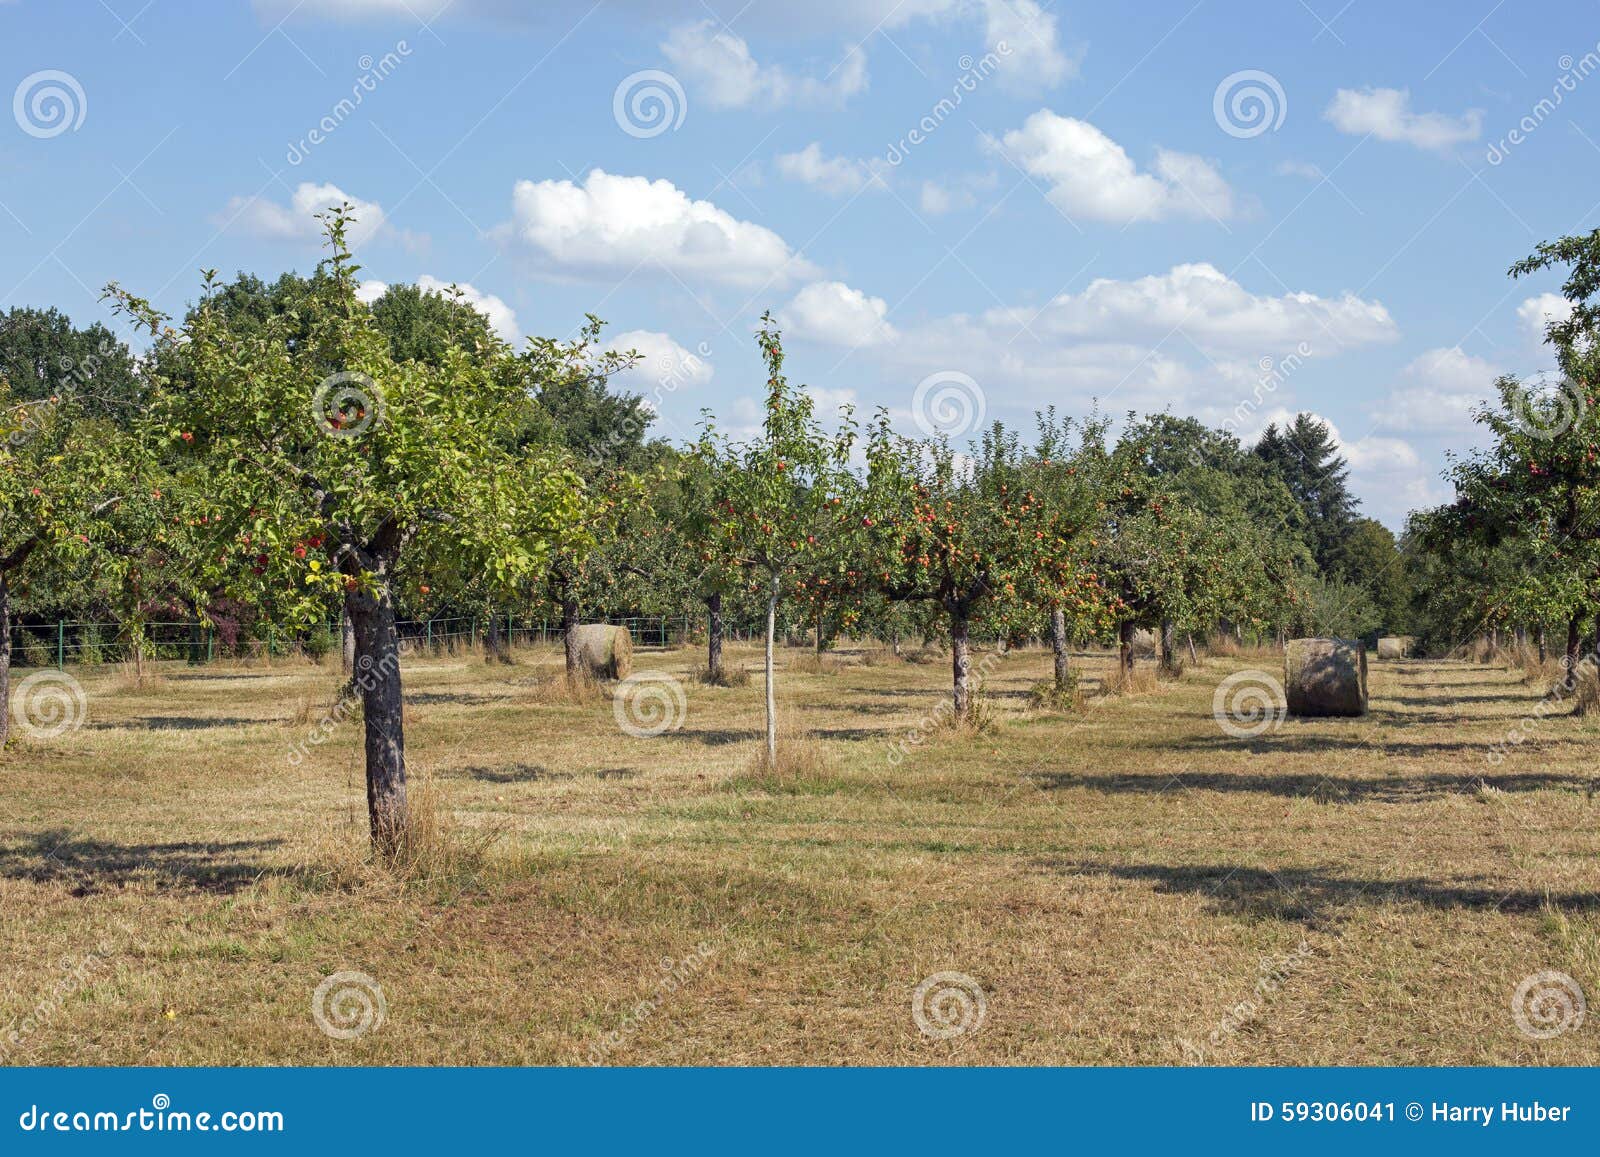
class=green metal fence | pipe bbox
[6,614,709,671]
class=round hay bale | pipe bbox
[569,624,633,680]
[1375,635,1414,660]
[1284,638,1367,717]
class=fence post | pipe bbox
[57,621,65,669]
[267,624,275,658]
[426,619,433,653]
[206,628,214,663]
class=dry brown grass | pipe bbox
[789,653,848,676]
[1099,663,1161,697]
[691,662,752,688]
[3,644,1599,1066]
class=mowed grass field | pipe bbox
[3,640,1599,1066]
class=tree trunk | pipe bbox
[348,587,408,857]
[1159,618,1175,673]
[1565,614,1582,691]
[340,609,356,674]
[705,591,724,679]
[1537,624,1547,664]
[561,595,581,677]
[950,607,972,721]
[0,573,11,747]
[1118,619,1135,676]
[131,623,145,685]
[1187,633,1199,665]
[814,609,824,657]
[763,578,778,769]
[1049,605,1069,689]
[486,611,507,664]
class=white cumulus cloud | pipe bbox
[1323,87,1483,151]
[780,281,898,348]
[609,329,715,393]
[775,143,888,196]
[220,182,387,248]
[1517,292,1575,343]
[991,110,1235,223]
[661,21,866,109]
[498,169,815,288]
[1375,347,1501,434]
[981,0,1076,94]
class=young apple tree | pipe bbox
[695,317,859,767]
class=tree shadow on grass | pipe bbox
[1040,859,1600,928]
[452,763,569,784]
[1030,769,1592,803]
[0,829,288,895]
[87,716,267,731]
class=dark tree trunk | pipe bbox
[347,587,408,857]
[0,573,11,747]
[1159,618,1175,673]
[486,611,508,664]
[1565,614,1582,691]
[561,595,580,677]
[1118,619,1135,676]
[706,591,724,679]
[815,609,824,657]
[1049,605,1069,689]
[1537,624,1547,664]
[950,607,972,720]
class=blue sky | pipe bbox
[4,0,1598,528]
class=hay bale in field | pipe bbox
[569,624,633,680]
[1284,638,1367,717]
[1376,635,1415,660]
